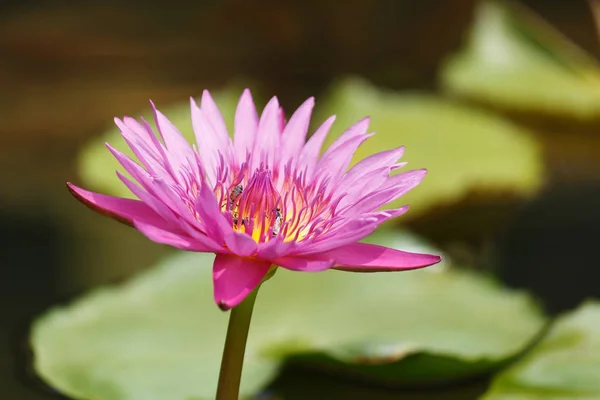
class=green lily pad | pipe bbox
[317,78,543,220]
[442,1,600,119]
[31,232,546,400]
[78,84,247,198]
[482,301,600,399]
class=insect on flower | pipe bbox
[67,89,441,310]
[272,207,283,236]
[229,184,243,205]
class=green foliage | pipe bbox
[442,1,600,119]
[483,302,600,399]
[31,232,546,400]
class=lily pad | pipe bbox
[317,78,543,220]
[78,84,246,198]
[31,232,546,400]
[442,1,600,120]
[483,301,600,399]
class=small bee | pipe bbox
[229,185,243,226]
[272,207,283,236]
[229,184,243,206]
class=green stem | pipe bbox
[215,288,259,400]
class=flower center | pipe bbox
[227,169,283,243]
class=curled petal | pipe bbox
[213,254,271,310]
[323,242,441,272]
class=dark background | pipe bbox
[2,1,600,398]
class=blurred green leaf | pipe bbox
[267,364,490,400]
[78,84,245,198]
[483,301,600,399]
[317,78,543,220]
[31,232,546,400]
[442,1,600,119]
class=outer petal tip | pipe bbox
[66,182,79,199]
[324,242,442,273]
[67,183,134,226]
[358,116,371,126]
[304,96,315,107]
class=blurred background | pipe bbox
[3,0,600,398]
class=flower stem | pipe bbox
[215,289,259,400]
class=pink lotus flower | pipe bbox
[68,90,441,310]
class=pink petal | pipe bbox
[348,146,405,176]
[380,205,410,219]
[106,143,166,196]
[201,90,235,164]
[67,183,166,228]
[191,98,222,185]
[224,231,258,257]
[233,89,259,162]
[194,183,232,243]
[336,166,391,209]
[127,116,178,180]
[150,102,197,178]
[200,90,231,144]
[342,169,427,215]
[324,242,441,272]
[251,97,281,170]
[133,220,212,252]
[298,216,384,255]
[257,237,296,260]
[297,115,336,178]
[338,146,404,192]
[107,145,199,229]
[274,256,334,272]
[116,172,178,222]
[279,97,314,165]
[320,117,370,158]
[213,254,271,310]
[312,117,371,186]
[114,117,172,180]
[313,133,374,188]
